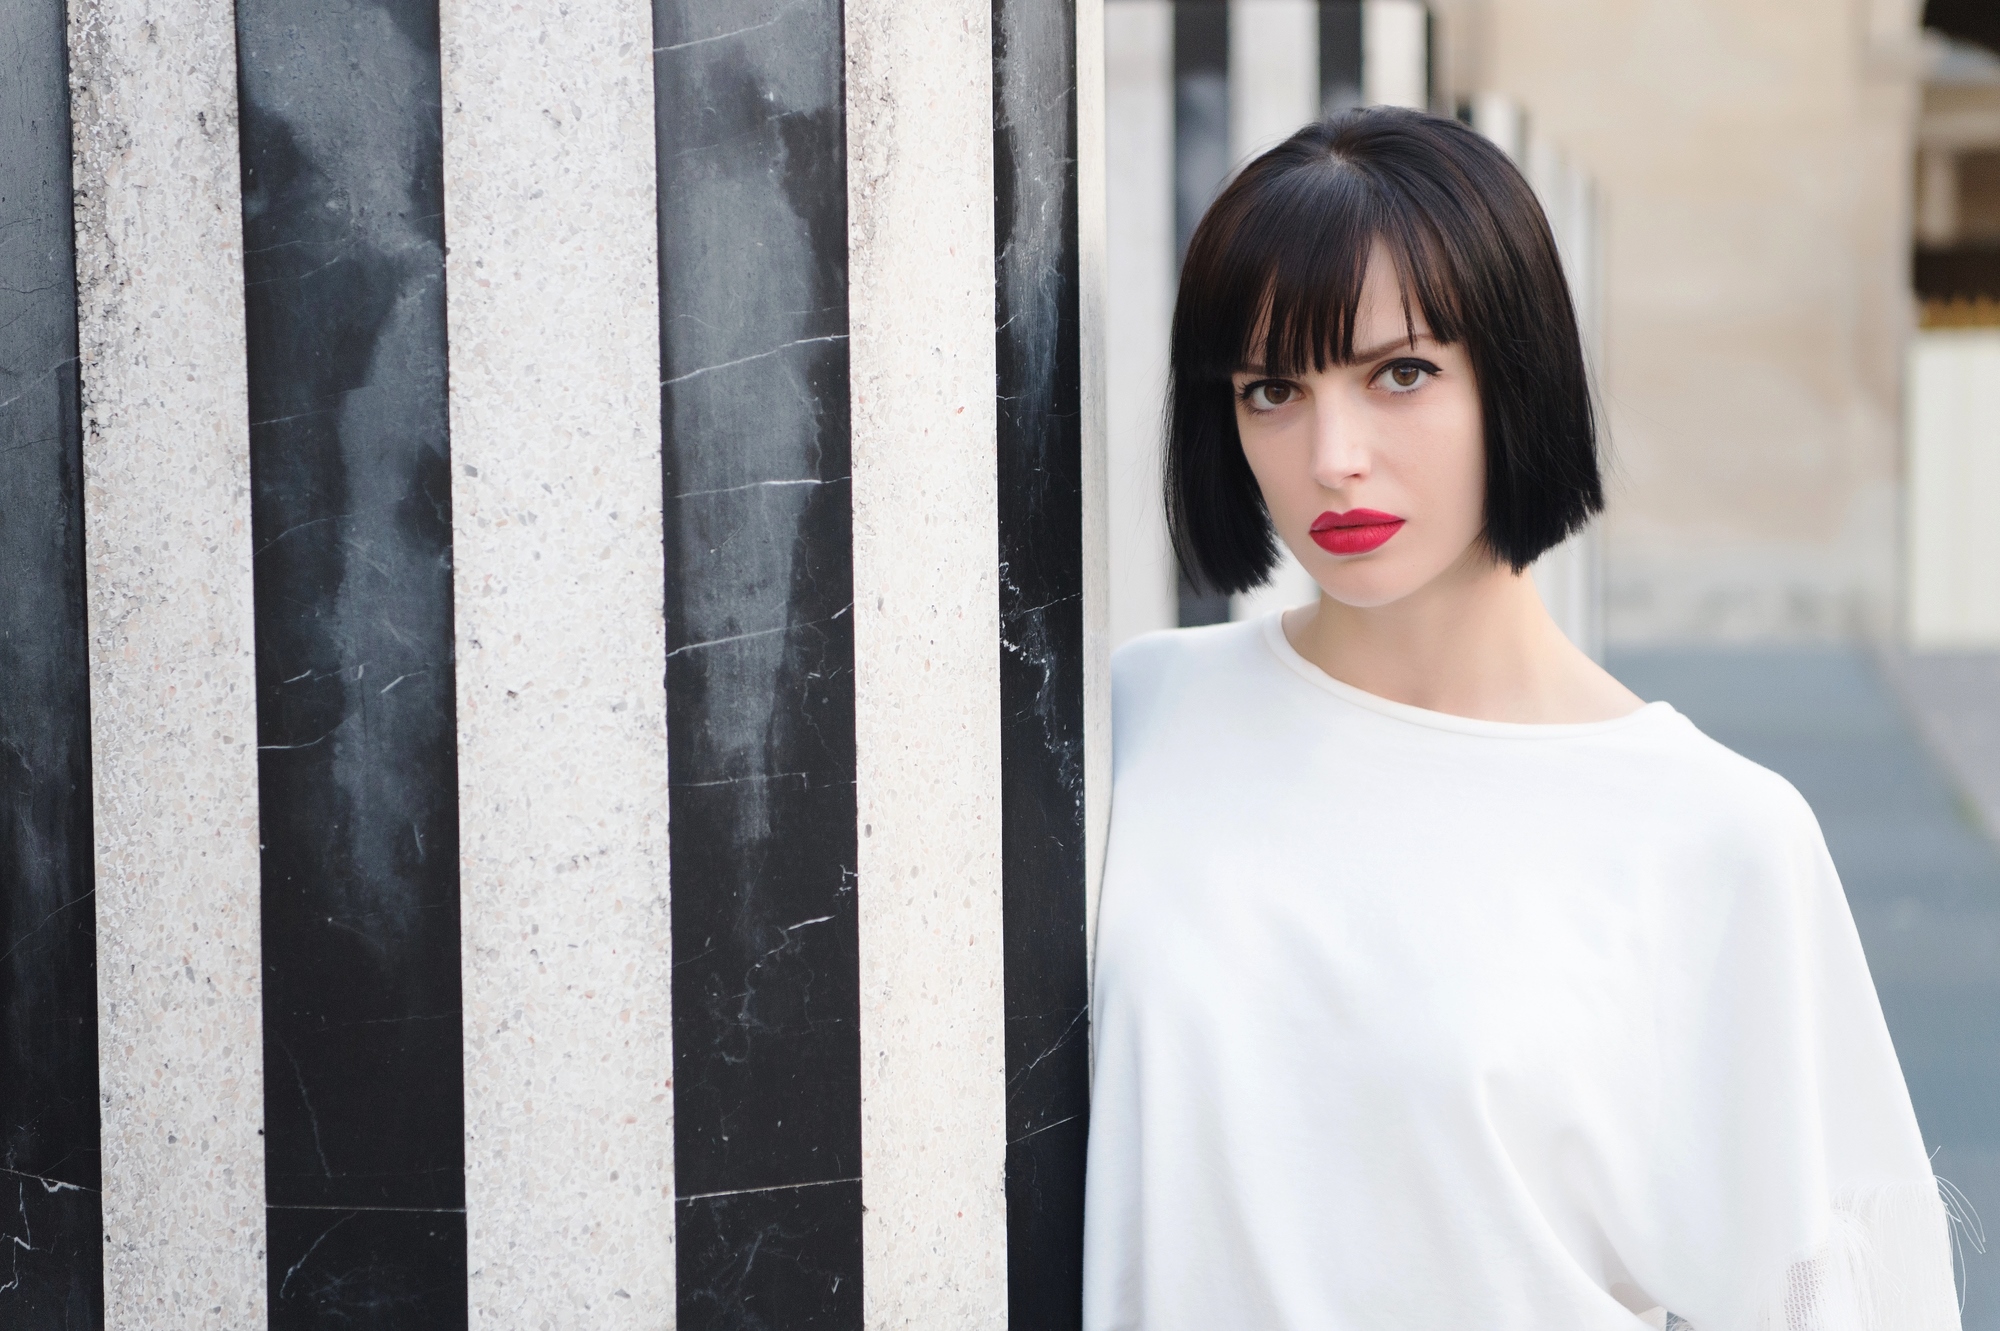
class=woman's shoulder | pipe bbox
[1108,620,1273,759]
[1612,711,1836,900]
[1627,710,1817,828]
[1111,619,1267,708]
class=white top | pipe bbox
[1083,616,1959,1331]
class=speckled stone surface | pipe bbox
[438,0,674,1322]
[67,0,269,1323]
[1076,0,1111,970]
[846,0,1009,1324]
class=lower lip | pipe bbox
[1310,521,1405,555]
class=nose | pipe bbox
[1308,392,1370,492]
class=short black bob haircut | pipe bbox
[1166,106,1603,591]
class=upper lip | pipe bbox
[1310,509,1403,531]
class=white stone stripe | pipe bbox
[1077,0,1113,972]
[847,0,1009,1324]
[68,0,269,1323]
[439,0,674,1322]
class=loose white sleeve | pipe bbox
[1611,783,1960,1331]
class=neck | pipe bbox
[1283,548,1642,724]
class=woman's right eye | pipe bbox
[1242,381,1297,411]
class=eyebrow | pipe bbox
[1236,331,1435,376]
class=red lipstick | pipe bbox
[1309,508,1405,555]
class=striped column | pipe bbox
[995,0,1100,1321]
[233,0,467,1319]
[653,2,863,1321]
[69,0,270,1322]
[7,0,1105,1324]
[0,1,100,1322]
[848,0,1011,1320]
[439,0,675,1322]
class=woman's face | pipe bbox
[1231,241,1488,610]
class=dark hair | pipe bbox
[1165,106,1602,590]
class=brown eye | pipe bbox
[1245,381,1296,410]
[1379,361,1434,394]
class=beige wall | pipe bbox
[1448,0,1924,642]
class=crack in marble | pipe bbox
[678,1175,859,1203]
[277,1038,334,1177]
[0,1183,36,1296]
[0,1167,90,1195]
[278,1211,350,1299]
[1007,1004,1087,1096]
[667,605,851,660]
[1008,1113,1080,1148]
[656,15,785,54]
[672,476,840,501]
[661,333,847,388]
[0,886,96,967]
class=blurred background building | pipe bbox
[1107,0,2000,1322]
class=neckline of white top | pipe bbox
[1258,611,1677,741]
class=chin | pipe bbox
[1299,551,1446,610]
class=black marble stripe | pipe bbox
[993,2,1092,1325]
[234,3,466,1325]
[651,4,862,1326]
[0,5,103,1326]
[1319,0,1363,115]
[1173,1,1234,626]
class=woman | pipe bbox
[1083,108,1960,1330]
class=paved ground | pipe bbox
[1609,648,2000,1327]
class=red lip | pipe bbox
[1309,509,1405,555]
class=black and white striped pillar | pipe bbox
[1,0,1106,1325]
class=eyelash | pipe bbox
[1235,359,1442,413]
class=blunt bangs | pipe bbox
[1176,153,1463,385]
[1165,106,1603,593]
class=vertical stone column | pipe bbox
[653,2,864,1325]
[1361,0,1431,109]
[1227,0,1327,623]
[1320,0,1366,112]
[19,1,1105,1322]
[439,0,674,1322]
[993,0,1097,1323]
[1077,0,1112,976]
[0,1,101,1322]
[847,1,1009,1323]
[1171,1,1234,627]
[1105,1,1180,650]
[67,0,269,1323]
[232,0,468,1320]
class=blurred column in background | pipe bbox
[1105,3,1180,649]
[1104,0,1446,648]
[1361,0,1429,110]
[1227,0,1328,626]
[1170,2,1237,627]
[1908,10,2000,649]
[1470,94,1605,660]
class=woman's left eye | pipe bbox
[1377,361,1436,393]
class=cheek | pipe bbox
[1235,413,1299,499]
[1411,397,1485,530]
